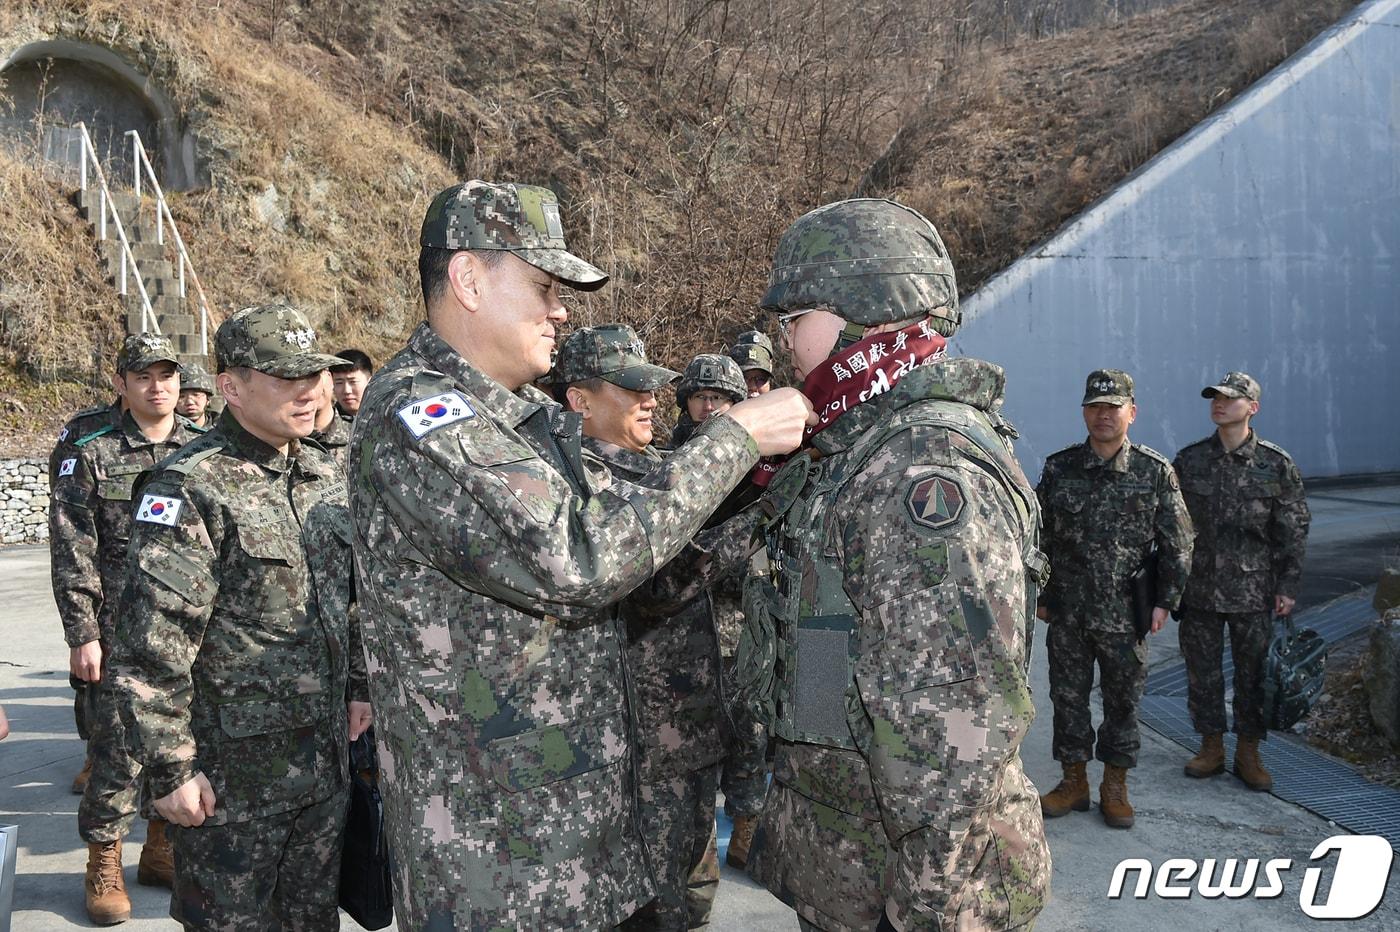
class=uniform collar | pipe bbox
[1210,429,1258,459]
[581,435,660,474]
[1082,437,1132,473]
[408,322,550,429]
[313,410,353,448]
[215,409,303,475]
[117,410,176,449]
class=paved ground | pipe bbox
[3,480,1399,930]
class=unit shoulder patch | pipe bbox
[906,474,967,531]
[397,391,477,439]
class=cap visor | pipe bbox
[519,248,609,291]
[606,365,681,391]
[256,353,349,379]
[1202,386,1246,399]
[124,353,182,372]
[1082,395,1129,407]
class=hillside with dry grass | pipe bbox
[0,0,1356,455]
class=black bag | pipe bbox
[1128,540,1158,643]
[339,729,394,930]
[1262,615,1328,731]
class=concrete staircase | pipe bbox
[75,188,210,371]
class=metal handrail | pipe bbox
[73,122,159,334]
[127,130,212,356]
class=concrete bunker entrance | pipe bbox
[0,39,203,190]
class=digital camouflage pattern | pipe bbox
[554,324,679,391]
[110,410,366,829]
[215,304,346,378]
[1173,431,1309,613]
[48,409,204,842]
[346,322,761,931]
[743,357,1050,932]
[311,409,354,475]
[419,180,608,290]
[1201,370,1262,401]
[676,354,747,410]
[1175,427,1309,739]
[759,198,960,333]
[179,362,216,395]
[115,332,180,373]
[1080,368,1134,406]
[169,782,348,930]
[729,331,775,375]
[584,435,760,930]
[1037,439,1193,633]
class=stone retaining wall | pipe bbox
[1,458,49,544]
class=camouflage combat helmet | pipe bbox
[676,353,747,409]
[760,198,960,335]
[179,362,216,395]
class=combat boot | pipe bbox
[726,814,759,869]
[1234,737,1273,792]
[1184,733,1225,778]
[1099,765,1135,829]
[84,839,131,925]
[136,818,175,888]
[1039,761,1090,817]
[72,755,93,795]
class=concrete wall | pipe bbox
[950,0,1400,480]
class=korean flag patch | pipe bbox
[58,458,77,477]
[397,391,476,439]
[136,494,183,526]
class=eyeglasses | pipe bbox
[774,307,828,341]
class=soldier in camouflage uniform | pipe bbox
[556,324,764,929]
[48,396,122,794]
[670,354,748,447]
[346,181,812,930]
[311,371,353,473]
[48,334,204,923]
[176,362,216,428]
[110,305,372,930]
[1035,369,1193,829]
[1173,371,1310,792]
[741,198,1050,931]
[729,330,776,397]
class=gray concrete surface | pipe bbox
[3,482,1399,929]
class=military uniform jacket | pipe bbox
[1036,438,1193,632]
[346,323,760,931]
[109,412,366,825]
[49,410,204,647]
[583,437,761,781]
[1173,431,1310,613]
[311,410,353,474]
[746,357,1050,932]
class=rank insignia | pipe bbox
[906,475,965,530]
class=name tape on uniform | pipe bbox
[136,494,183,526]
[398,391,476,439]
[58,458,76,477]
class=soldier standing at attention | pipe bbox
[311,370,353,474]
[175,362,216,428]
[1173,372,1310,792]
[110,305,371,930]
[742,198,1050,932]
[1035,370,1193,829]
[331,348,373,417]
[556,324,763,929]
[48,334,204,924]
[729,330,776,397]
[346,181,813,930]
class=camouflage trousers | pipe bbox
[77,647,143,843]
[1046,618,1148,768]
[170,786,348,931]
[721,655,770,819]
[621,762,722,931]
[1179,608,1271,739]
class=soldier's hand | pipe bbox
[1035,605,1049,622]
[725,388,817,457]
[1150,606,1169,634]
[0,705,9,741]
[69,641,103,682]
[155,772,217,827]
[1275,595,1296,617]
[348,701,373,741]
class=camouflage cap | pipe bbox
[728,330,774,374]
[116,333,180,373]
[1202,371,1261,402]
[215,304,346,379]
[554,324,679,391]
[676,353,747,408]
[420,181,609,291]
[1082,368,1134,406]
[178,361,215,394]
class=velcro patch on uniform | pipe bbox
[136,494,183,526]
[397,391,476,439]
[906,475,966,530]
[58,458,76,477]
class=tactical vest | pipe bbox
[745,397,1047,750]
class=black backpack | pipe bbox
[1262,615,1328,731]
[339,729,394,930]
